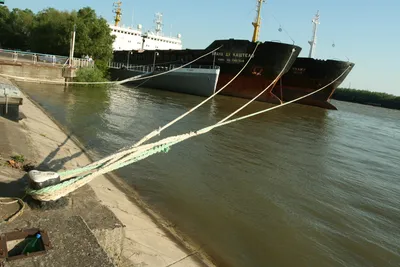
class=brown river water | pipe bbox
[19,82,400,267]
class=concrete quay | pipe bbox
[0,77,213,267]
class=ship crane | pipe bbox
[113,0,122,26]
[308,11,320,58]
[252,0,266,42]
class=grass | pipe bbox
[11,154,25,163]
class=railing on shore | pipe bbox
[0,49,95,68]
[108,61,220,73]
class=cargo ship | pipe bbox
[273,11,355,110]
[111,0,302,103]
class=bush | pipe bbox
[73,67,108,86]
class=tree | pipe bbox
[29,7,114,74]
[30,8,75,55]
[0,7,34,49]
[0,6,114,77]
[73,7,115,73]
[0,6,10,48]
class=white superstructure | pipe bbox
[110,24,143,51]
[110,1,182,51]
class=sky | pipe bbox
[5,0,400,95]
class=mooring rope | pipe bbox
[0,197,25,224]
[0,45,223,85]
[71,47,298,178]
[197,65,353,132]
[88,64,353,181]
[95,42,262,171]
[23,50,353,203]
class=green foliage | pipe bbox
[11,154,25,163]
[73,7,115,64]
[74,67,107,85]
[333,88,400,109]
[0,7,34,50]
[0,6,114,78]
[30,8,74,55]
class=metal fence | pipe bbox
[0,49,94,68]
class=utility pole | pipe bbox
[69,24,76,67]
[153,52,159,71]
[212,52,216,69]
[126,51,133,68]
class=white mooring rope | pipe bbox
[28,45,357,203]
[1,41,353,204]
[97,42,264,170]
[27,60,348,202]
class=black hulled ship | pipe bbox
[113,39,301,102]
[273,11,355,110]
[111,0,302,103]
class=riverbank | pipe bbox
[332,88,400,110]
[0,77,214,267]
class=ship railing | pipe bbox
[0,49,94,68]
[108,62,220,72]
[169,64,220,70]
[108,62,153,73]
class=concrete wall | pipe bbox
[0,62,64,81]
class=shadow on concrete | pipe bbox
[36,135,84,172]
[0,135,82,210]
[0,105,21,122]
[0,173,28,198]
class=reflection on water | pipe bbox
[19,82,400,267]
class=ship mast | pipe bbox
[113,0,122,27]
[252,0,266,42]
[154,12,163,36]
[308,11,320,58]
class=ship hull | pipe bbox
[112,39,301,100]
[272,58,355,109]
[212,41,300,102]
[110,67,220,97]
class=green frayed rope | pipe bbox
[26,142,172,196]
